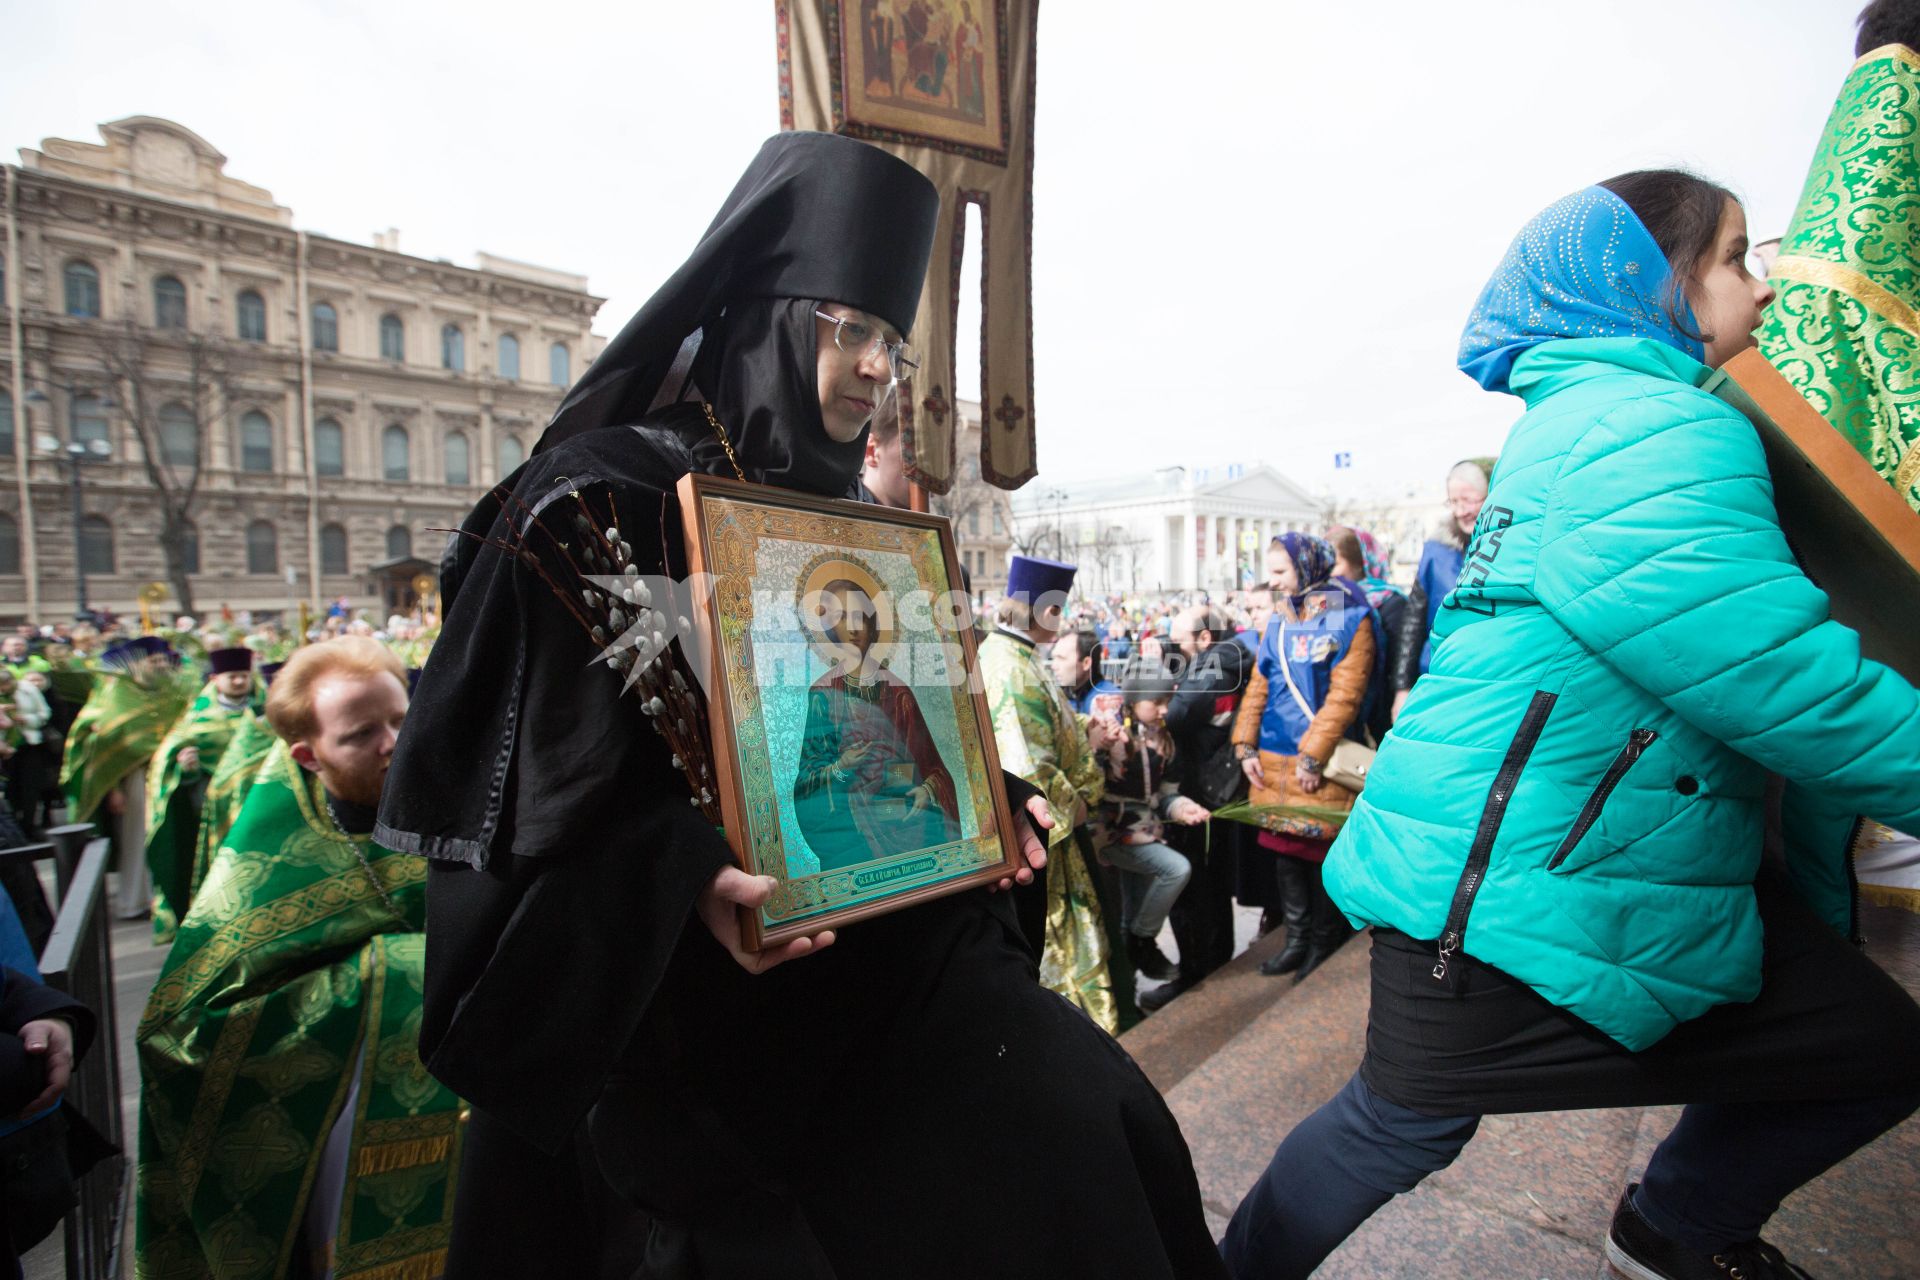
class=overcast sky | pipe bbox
[2,0,1859,502]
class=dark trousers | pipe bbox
[4,744,55,839]
[1220,872,1920,1278]
[1166,819,1235,982]
[1232,823,1280,911]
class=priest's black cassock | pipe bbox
[377,132,1223,1280]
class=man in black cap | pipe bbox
[379,133,1222,1280]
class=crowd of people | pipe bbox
[977,469,1492,1024]
[2,4,1919,1277]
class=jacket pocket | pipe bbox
[1547,728,1656,871]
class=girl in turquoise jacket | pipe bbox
[1222,172,1920,1280]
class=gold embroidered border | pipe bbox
[140,857,425,1031]
[171,1001,265,1206]
[1773,255,1920,341]
[338,1244,448,1280]
[1895,444,1920,496]
[1854,41,1920,75]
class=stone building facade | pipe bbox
[1,116,603,624]
[1008,462,1325,598]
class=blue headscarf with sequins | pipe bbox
[1458,186,1704,394]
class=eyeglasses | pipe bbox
[815,310,919,382]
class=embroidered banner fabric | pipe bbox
[1758,43,1920,511]
[779,0,1039,492]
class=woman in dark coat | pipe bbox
[377,132,1223,1280]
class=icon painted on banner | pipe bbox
[1238,530,1259,551]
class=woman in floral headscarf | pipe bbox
[1228,532,1376,983]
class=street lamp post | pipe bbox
[1041,486,1068,562]
[24,383,115,621]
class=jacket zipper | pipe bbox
[1433,690,1557,986]
[1545,729,1657,871]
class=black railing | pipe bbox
[3,824,125,1280]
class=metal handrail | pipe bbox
[5,828,125,1280]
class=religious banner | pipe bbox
[778,0,1039,492]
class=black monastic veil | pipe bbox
[376,131,1225,1280]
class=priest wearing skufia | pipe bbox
[1755,4,1920,913]
[134,637,462,1280]
[59,637,198,920]
[977,554,1120,1032]
[376,132,1222,1279]
[185,667,283,916]
[143,647,266,945]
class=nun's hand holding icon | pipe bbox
[697,866,836,974]
[986,794,1053,895]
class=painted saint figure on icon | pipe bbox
[792,555,961,870]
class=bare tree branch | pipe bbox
[78,319,245,616]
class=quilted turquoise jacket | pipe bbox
[1324,337,1920,1050]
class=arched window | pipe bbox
[0,514,18,576]
[64,261,101,318]
[246,520,278,575]
[153,276,187,329]
[549,342,570,386]
[380,313,405,361]
[312,301,339,352]
[236,289,267,342]
[158,402,198,466]
[383,425,410,482]
[70,396,110,450]
[444,431,470,486]
[441,324,464,372]
[0,390,12,458]
[497,333,520,381]
[386,525,412,560]
[79,515,114,575]
[497,434,525,476]
[320,523,349,575]
[178,520,200,575]
[240,411,274,473]
[314,417,345,477]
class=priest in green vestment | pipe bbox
[144,648,265,945]
[187,703,278,914]
[60,637,198,919]
[1757,32,1920,511]
[978,556,1118,1032]
[135,636,464,1280]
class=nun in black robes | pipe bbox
[376,131,1225,1280]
